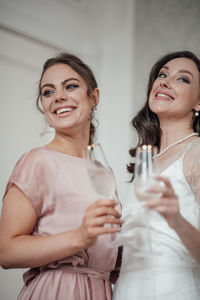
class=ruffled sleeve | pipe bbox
[4,148,50,216]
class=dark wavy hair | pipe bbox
[36,53,98,145]
[128,51,200,178]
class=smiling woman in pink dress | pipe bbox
[0,53,121,300]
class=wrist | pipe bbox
[170,213,186,233]
[74,227,88,250]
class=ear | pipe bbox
[193,101,200,111]
[91,88,99,108]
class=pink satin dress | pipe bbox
[4,148,119,300]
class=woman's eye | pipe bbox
[158,72,166,79]
[178,77,190,84]
[42,90,54,96]
[66,84,79,90]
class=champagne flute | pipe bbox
[83,143,116,200]
[82,143,119,241]
[133,145,162,255]
[134,145,161,201]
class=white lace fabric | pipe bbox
[184,140,200,206]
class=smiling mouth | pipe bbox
[156,92,174,101]
[55,107,75,115]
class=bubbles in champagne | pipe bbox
[134,178,162,201]
[88,167,115,198]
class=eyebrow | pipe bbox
[162,66,194,78]
[41,77,80,90]
[178,69,194,78]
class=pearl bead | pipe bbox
[153,133,199,159]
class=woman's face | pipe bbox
[149,57,200,119]
[41,63,99,134]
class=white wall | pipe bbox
[0,0,135,298]
[1,0,200,298]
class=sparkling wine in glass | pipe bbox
[83,143,119,241]
[133,145,162,255]
[83,143,116,199]
[134,145,161,202]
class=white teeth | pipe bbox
[56,107,73,114]
[157,93,173,100]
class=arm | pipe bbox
[0,185,121,269]
[145,176,200,264]
[170,213,200,264]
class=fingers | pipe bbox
[81,198,122,242]
[79,199,122,248]
[142,176,180,225]
[85,214,122,227]
[153,204,179,216]
[89,199,117,209]
[145,196,179,215]
[154,176,175,196]
[82,225,121,239]
[78,219,120,249]
[87,205,121,219]
[86,199,121,218]
[84,208,122,228]
[146,176,176,199]
[145,195,177,207]
[144,193,179,229]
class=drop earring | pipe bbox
[195,110,199,117]
[90,109,95,120]
[90,108,97,121]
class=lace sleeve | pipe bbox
[184,140,200,204]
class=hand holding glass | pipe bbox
[82,143,119,242]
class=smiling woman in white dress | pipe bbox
[113,51,200,300]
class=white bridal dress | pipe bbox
[113,140,200,300]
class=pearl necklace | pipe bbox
[153,132,199,158]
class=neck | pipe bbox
[45,130,90,157]
[159,118,194,150]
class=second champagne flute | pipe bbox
[134,145,161,201]
[133,145,162,255]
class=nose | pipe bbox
[54,88,66,102]
[160,77,171,89]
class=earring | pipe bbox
[195,110,199,117]
[90,108,96,121]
